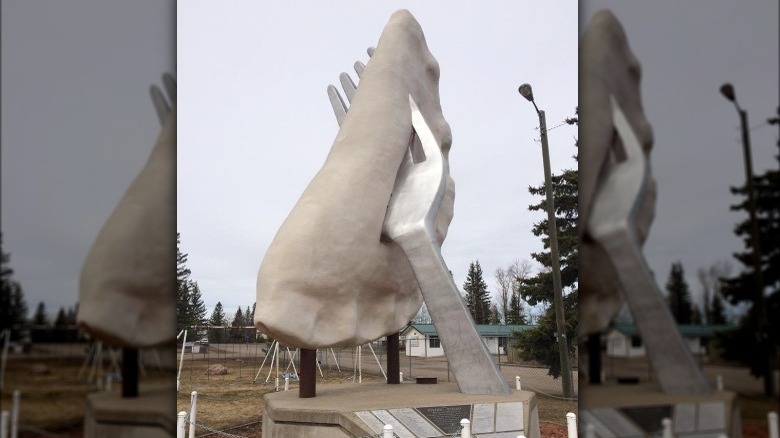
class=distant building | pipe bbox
[606,323,735,358]
[400,323,535,358]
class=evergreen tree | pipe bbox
[32,301,48,326]
[463,261,491,324]
[691,305,703,325]
[709,294,728,325]
[176,233,192,332]
[513,110,578,379]
[1,235,28,339]
[188,281,207,326]
[208,302,227,343]
[506,293,527,325]
[665,262,694,324]
[718,161,779,394]
[489,303,500,325]
[513,292,577,378]
[54,307,68,327]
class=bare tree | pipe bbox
[697,260,732,324]
[495,259,534,324]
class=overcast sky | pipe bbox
[1,1,174,318]
[581,1,779,316]
[177,2,578,321]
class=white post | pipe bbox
[517,435,527,438]
[188,391,197,438]
[382,424,394,438]
[769,411,779,438]
[367,343,387,380]
[106,374,113,392]
[275,342,280,391]
[400,371,404,382]
[284,376,289,391]
[515,376,522,390]
[176,411,187,438]
[584,423,596,438]
[716,374,724,390]
[460,419,471,438]
[358,346,362,383]
[1,411,8,438]
[566,412,577,438]
[10,390,19,438]
[661,418,672,438]
[177,330,187,392]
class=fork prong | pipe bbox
[162,73,176,105]
[339,73,357,103]
[354,61,366,78]
[610,95,642,163]
[367,47,375,57]
[149,85,169,126]
[327,84,347,126]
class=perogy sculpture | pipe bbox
[255,11,453,349]
[256,11,509,394]
[579,11,709,394]
[78,74,176,348]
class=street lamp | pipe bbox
[720,83,774,397]
[518,83,574,398]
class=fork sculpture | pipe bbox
[587,96,710,394]
[328,48,509,394]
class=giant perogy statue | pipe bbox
[579,10,709,394]
[256,10,508,394]
[78,74,176,349]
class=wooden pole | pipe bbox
[387,333,400,384]
[299,349,316,398]
[122,348,138,397]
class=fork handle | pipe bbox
[599,226,711,394]
[396,229,510,394]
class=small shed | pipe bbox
[606,323,735,358]
[400,324,535,358]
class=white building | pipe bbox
[400,324,535,358]
[606,323,735,358]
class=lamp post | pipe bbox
[720,83,774,397]
[518,83,573,398]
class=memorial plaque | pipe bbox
[416,405,471,434]
[673,403,696,434]
[356,411,386,434]
[389,408,441,437]
[372,410,414,438]
[495,402,523,432]
[472,403,495,434]
[618,405,672,434]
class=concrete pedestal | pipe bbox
[263,382,540,438]
[580,383,741,437]
[84,384,176,438]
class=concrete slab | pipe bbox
[263,382,539,437]
[580,383,740,437]
[84,383,176,438]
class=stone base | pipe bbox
[263,382,540,438]
[84,384,176,438]
[580,383,741,437]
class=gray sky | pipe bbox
[177,2,578,320]
[1,1,174,318]
[580,1,779,316]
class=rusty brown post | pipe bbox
[299,349,316,398]
[122,348,139,397]
[387,333,400,384]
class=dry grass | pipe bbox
[2,346,172,437]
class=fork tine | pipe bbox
[162,73,176,105]
[327,84,347,126]
[149,85,169,126]
[339,73,357,103]
[354,61,366,78]
[610,95,642,163]
[367,47,375,57]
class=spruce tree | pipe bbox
[463,260,491,324]
[208,302,227,343]
[1,236,28,339]
[709,294,728,325]
[33,302,49,326]
[665,262,694,324]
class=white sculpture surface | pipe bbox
[77,75,176,348]
[255,10,454,349]
[579,10,656,337]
